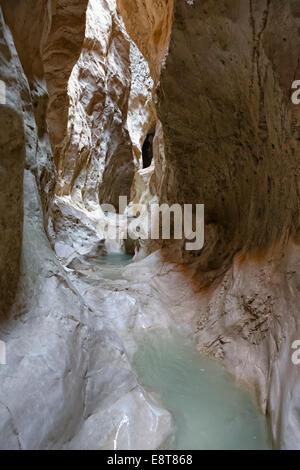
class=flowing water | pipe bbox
[88,253,134,266]
[133,330,271,450]
[85,253,272,450]
[83,253,133,281]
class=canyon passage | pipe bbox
[1,0,300,451]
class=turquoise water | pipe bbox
[133,330,272,450]
[83,254,271,449]
[83,253,133,282]
[87,253,133,266]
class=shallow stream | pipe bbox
[86,253,272,450]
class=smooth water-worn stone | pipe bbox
[0,171,172,450]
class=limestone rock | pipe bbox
[157,0,300,449]
[0,169,172,450]
[0,3,172,450]
[0,8,26,315]
[2,0,300,451]
[116,0,174,83]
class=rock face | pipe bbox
[0,8,26,316]
[1,0,300,451]
[118,0,173,162]
[1,0,56,219]
[157,0,300,449]
[52,0,134,210]
[116,0,174,84]
[0,168,172,450]
[0,0,172,450]
[158,0,300,274]
[42,0,89,162]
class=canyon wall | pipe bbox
[0,0,172,450]
[51,0,134,210]
[156,0,300,449]
[116,0,174,84]
[157,0,300,275]
[1,0,300,450]
[1,0,56,218]
[0,8,26,316]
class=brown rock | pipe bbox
[0,9,26,316]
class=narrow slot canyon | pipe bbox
[0,0,300,451]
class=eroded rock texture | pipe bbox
[117,0,174,83]
[1,0,56,218]
[1,0,300,451]
[158,0,300,274]
[157,0,300,449]
[0,0,172,450]
[52,0,134,210]
[0,9,26,315]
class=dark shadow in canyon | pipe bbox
[142,132,154,169]
[0,105,25,317]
